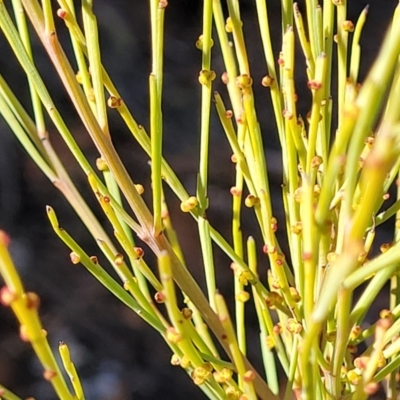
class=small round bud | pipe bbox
[261,75,274,87]
[114,254,124,266]
[43,369,57,381]
[273,323,282,334]
[166,327,182,343]
[263,244,276,254]
[195,36,203,50]
[214,368,233,383]
[225,386,240,399]
[135,184,145,195]
[230,186,242,197]
[186,196,199,208]
[170,354,181,366]
[307,80,322,90]
[70,252,80,264]
[19,325,29,342]
[342,20,355,32]
[198,70,216,85]
[133,247,144,258]
[56,8,67,19]
[191,363,210,379]
[181,307,193,319]
[198,363,212,375]
[350,325,362,341]
[311,156,323,168]
[230,262,239,273]
[25,292,40,310]
[235,291,250,302]
[154,291,165,303]
[286,318,303,334]
[225,17,233,33]
[107,96,123,108]
[0,286,17,306]
[195,34,214,50]
[282,109,293,120]
[225,110,233,118]
[238,270,253,286]
[244,194,259,208]
[243,370,255,382]
[90,256,98,264]
[0,230,11,246]
[235,74,253,90]
[180,196,199,212]
[96,157,108,171]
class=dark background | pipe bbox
[0,1,397,399]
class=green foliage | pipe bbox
[1,1,400,399]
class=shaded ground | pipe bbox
[0,1,397,399]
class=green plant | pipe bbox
[1,0,400,399]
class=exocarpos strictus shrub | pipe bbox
[1,1,400,399]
